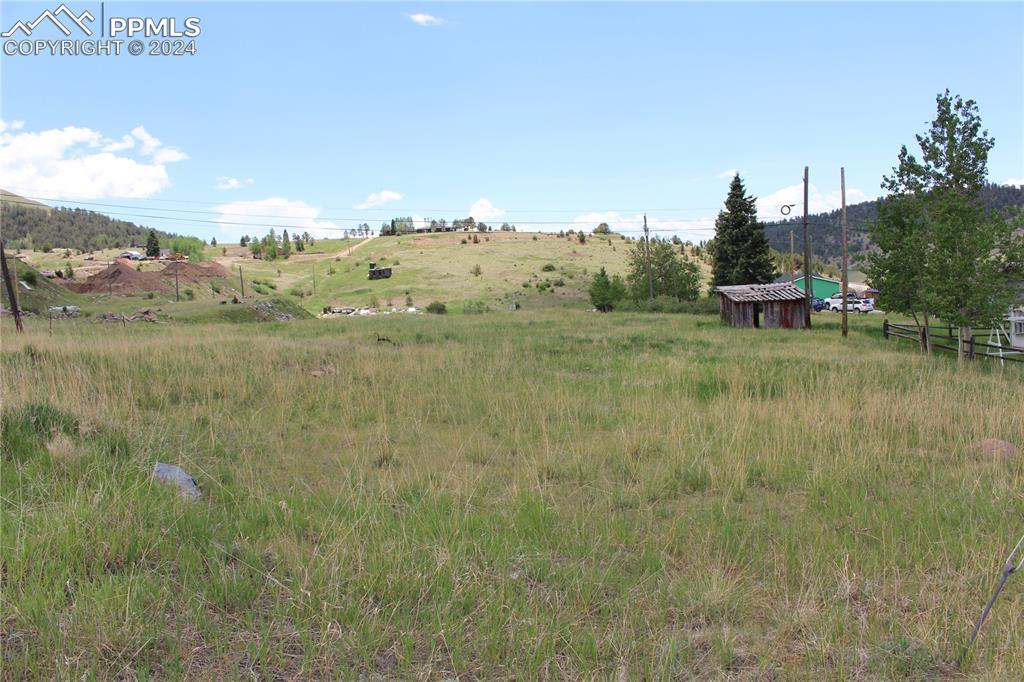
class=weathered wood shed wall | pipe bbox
[716,283,808,329]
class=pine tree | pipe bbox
[589,267,625,311]
[711,175,775,287]
[145,229,160,259]
[281,230,292,259]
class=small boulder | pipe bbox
[969,439,1020,460]
[152,462,202,499]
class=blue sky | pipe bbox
[1,1,1022,242]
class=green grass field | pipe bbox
[2,311,1022,679]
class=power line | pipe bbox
[1,187,812,217]
[1,196,863,235]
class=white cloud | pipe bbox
[469,197,504,221]
[213,197,341,239]
[754,182,871,217]
[716,169,739,178]
[355,189,402,209]
[0,120,187,198]
[1004,177,1024,186]
[215,176,255,191]
[408,13,445,26]
[102,134,135,152]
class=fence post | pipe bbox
[919,327,928,353]
[883,319,889,339]
[968,336,975,360]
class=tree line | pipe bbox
[1,202,176,253]
[763,182,1023,263]
[237,230,316,260]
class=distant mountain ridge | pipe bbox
[0,190,178,252]
[761,183,1024,263]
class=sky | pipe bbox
[1,1,1022,243]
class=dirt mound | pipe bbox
[67,263,166,294]
[160,261,230,282]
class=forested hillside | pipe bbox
[762,183,1024,263]
[0,192,176,252]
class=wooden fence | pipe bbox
[882,319,1024,365]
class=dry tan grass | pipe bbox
[1,311,1022,679]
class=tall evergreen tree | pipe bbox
[281,230,292,259]
[711,175,775,287]
[145,229,160,258]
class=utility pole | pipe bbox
[174,267,180,302]
[0,240,24,333]
[239,266,245,299]
[840,167,849,338]
[789,230,796,282]
[802,166,813,328]
[643,213,654,302]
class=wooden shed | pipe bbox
[716,283,808,329]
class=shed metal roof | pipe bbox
[716,283,807,302]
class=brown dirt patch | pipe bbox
[66,262,166,293]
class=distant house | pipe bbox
[119,250,144,261]
[716,283,809,329]
[776,273,842,299]
[158,248,172,259]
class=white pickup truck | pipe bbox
[824,293,874,313]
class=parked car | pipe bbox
[853,298,874,313]
[823,293,874,313]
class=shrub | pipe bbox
[522,281,532,288]
[616,295,719,315]
[553,278,565,287]
[146,292,155,300]
[462,300,490,314]
[426,301,447,315]
[461,239,467,245]
[184,288,195,300]
[541,263,557,272]
[21,270,37,286]
[471,264,482,277]
[532,235,538,241]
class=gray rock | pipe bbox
[152,462,201,499]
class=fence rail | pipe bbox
[882,319,1024,365]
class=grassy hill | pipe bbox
[0,259,86,314]
[0,189,50,211]
[210,231,711,313]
